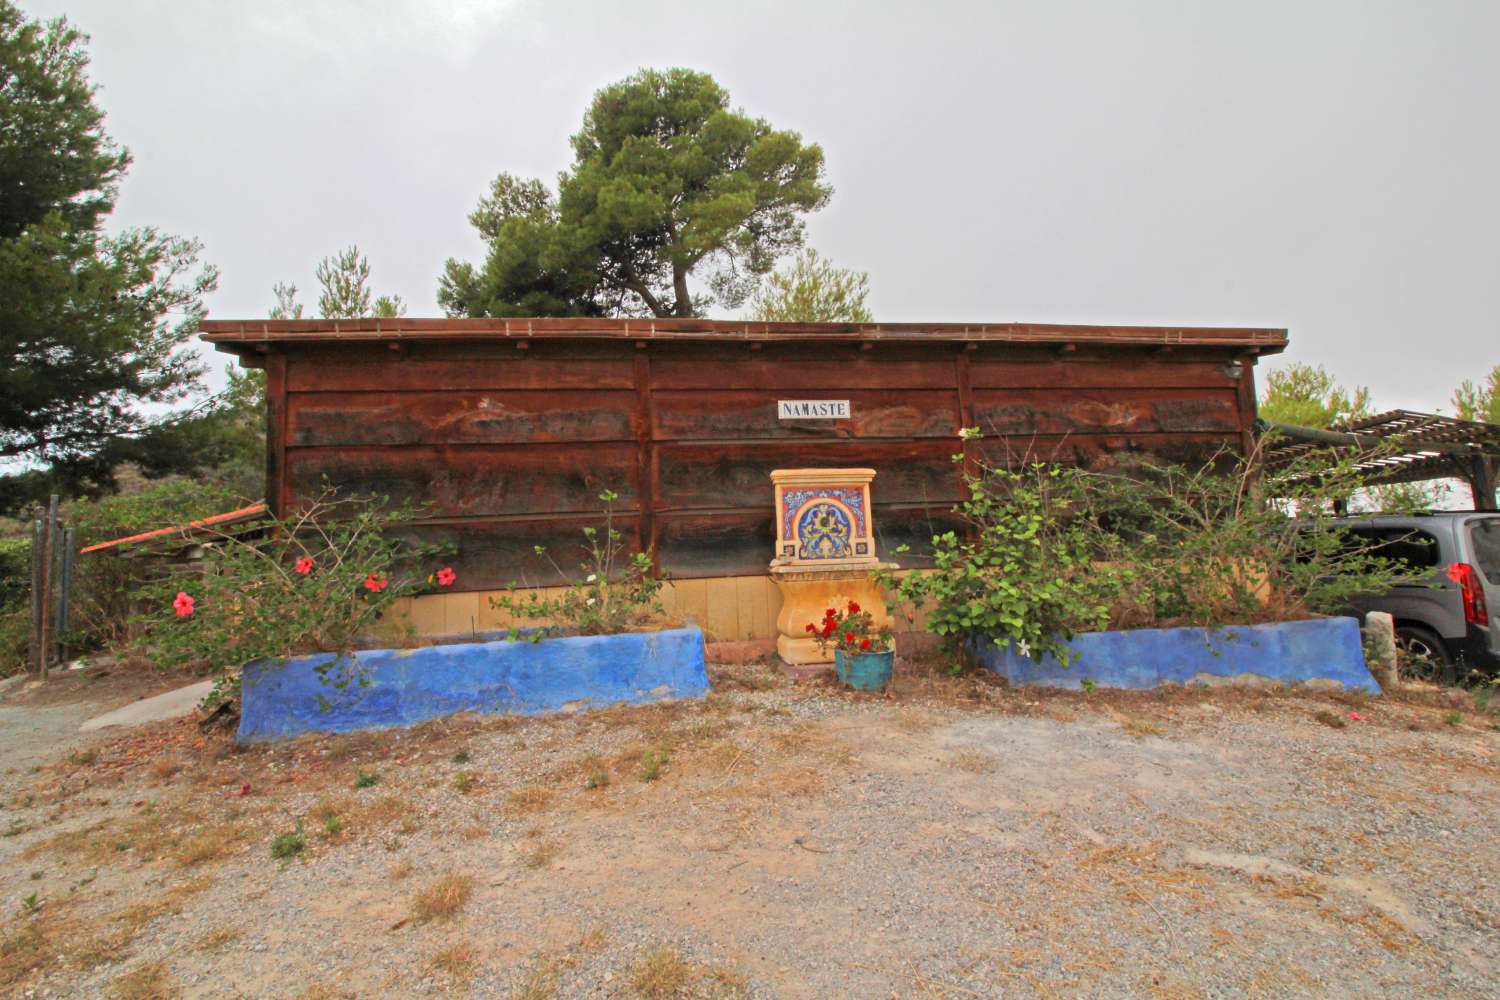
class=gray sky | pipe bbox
[27,0,1500,410]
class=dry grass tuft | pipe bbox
[520,829,562,869]
[1121,716,1166,738]
[512,954,561,1000]
[628,946,748,1000]
[428,940,479,979]
[195,925,241,952]
[507,785,553,814]
[360,794,419,834]
[149,759,182,781]
[951,750,997,773]
[173,823,246,867]
[630,946,695,999]
[109,960,175,1000]
[388,858,415,880]
[411,871,475,923]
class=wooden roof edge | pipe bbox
[198,318,1288,351]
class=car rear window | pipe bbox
[1343,527,1441,572]
[1470,518,1500,581]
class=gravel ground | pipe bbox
[1,664,1497,999]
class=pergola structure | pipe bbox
[1260,409,1499,511]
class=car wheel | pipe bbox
[1395,625,1455,685]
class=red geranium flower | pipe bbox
[435,566,457,587]
[860,638,872,651]
[822,623,835,636]
[294,556,314,575]
[844,632,855,644]
[363,572,389,593]
[172,591,194,617]
[805,623,816,633]
[1446,563,1465,583]
[847,601,861,614]
[824,608,836,618]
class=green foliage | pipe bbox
[1258,363,1372,429]
[1452,363,1500,424]
[0,536,29,610]
[269,826,305,860]
[355,771,379,789]
[490,490,664,639]
[0,3,216,475]
[747,248,872,323]
[638,747,668,782]
[880,462,1121,665]
[64,478,242,653]
[0,606,27,678]
[0,1,127,239]
[441,67,831,319]
[269,282,303,320]
[372,294,406,318]
[130,492,449,697]
[883,440,1423,666]
[315,245,373,319]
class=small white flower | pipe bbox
[586,574,597,583]
[1016,639,1032,658]
[586,598,596,606]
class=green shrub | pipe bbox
[883,437,1421,665]
[490,489,663,639]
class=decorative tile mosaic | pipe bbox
[781,487,866,540]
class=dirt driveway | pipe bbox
[2,664,1497,999]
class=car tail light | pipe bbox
[1446,562,1490,627]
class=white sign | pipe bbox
[777,399,850,420]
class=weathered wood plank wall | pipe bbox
[249,336,1261,590]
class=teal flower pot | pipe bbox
[834,648,894,692]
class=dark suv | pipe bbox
[1333,512,1500,681]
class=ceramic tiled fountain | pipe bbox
[769,468,896,665]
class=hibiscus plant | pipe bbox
[132,490,453,706]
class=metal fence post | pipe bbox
[29,514,44,677]
[56,527,76,667]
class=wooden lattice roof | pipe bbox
[1261,409,1500,490]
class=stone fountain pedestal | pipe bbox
[768,468,896,667]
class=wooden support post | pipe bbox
[633,350,658,574]
[1470,455,1497,511]
[28,514,43,677]
[56,527,76,665]
[39,494,58,679]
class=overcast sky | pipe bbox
[25,0,1500,410]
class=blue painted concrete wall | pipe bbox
[969,617,1380,694]
[238,627,709,742]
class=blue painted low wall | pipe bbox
[238,627,709,742]
[969,617,1379,693]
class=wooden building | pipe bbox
[200,318,1287,642]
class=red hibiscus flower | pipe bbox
[435,566,457,587]
[847,601,861,614]
[363,572,389,593]
[294,556,314,575]
[172,591,194,617]
[860,638,872,650]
